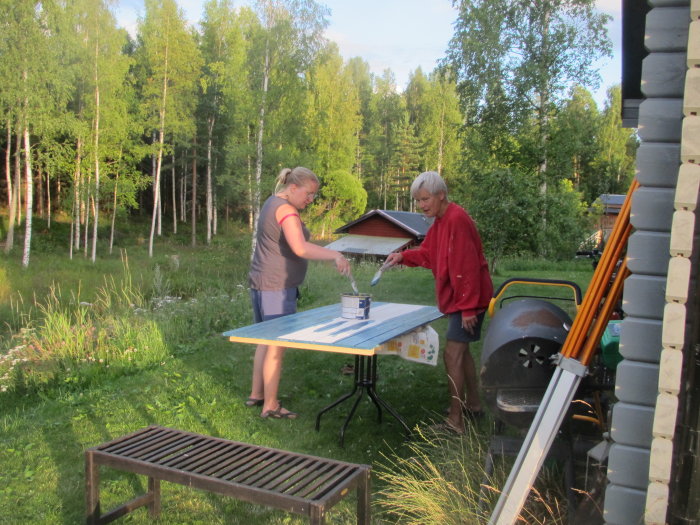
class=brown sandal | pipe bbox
[261,406,298,419]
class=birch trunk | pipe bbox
[46,166,51,229]
[180,150,187,223]
[247,125,253,230]
[109,168,118,255]
[15,130,22,225]
[4,121,10,209]
[191,131,197,247]
[171,152,177,234]
[72,137,82,254]
[21,125,33,268]
[148,39,169,258]
[3,122,16,252]
[149,129,164,258]
[83,170,91,257]
[213,155,218,236]
[37,164,43,219]
[213,193,217,236]
[251,39,270,259]
[437,103,445,175]
[206,116,214,244]
[91,43,101,263]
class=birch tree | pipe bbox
[446,0,611,183]
[199,0,248,244]
[365,70,405,209]
[406,69,461,179]
[76,0,131,262]
[305,43,361,175]
[249,0,328,256]
[137,0,201,257]
[2,2,60,266]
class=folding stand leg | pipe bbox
[365,355,411,435]
[316,354,412,445]
[316,355,361,431]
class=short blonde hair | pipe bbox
[410,171,448,198]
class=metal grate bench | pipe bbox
[85,425,371,524]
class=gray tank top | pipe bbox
[249,195,310,290]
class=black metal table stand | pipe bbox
[315,354,411,446]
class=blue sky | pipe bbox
[115,0,622,108]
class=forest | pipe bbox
[0,0,637,268]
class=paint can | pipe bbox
[341,293,372,319]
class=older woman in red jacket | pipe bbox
[385,171,493,434]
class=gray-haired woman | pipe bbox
[246,167,351,419]
[384,171,493,434]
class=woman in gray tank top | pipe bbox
[246,167,351,419]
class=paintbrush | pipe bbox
[370,261,391,286]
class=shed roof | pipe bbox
[323,235,412,256]
[595,194,626,214]
[334,209,432,237]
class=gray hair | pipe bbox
[410,171,448,198]
[274,166,319,193]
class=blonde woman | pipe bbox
[246,167,351,419]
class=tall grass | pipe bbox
[0,259,169,395]
[376,423,567,524]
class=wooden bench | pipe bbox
[85,425,371,524]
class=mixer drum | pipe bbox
[480,298,572,429]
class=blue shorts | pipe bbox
[249,288,298,323]
[446,311,486,343]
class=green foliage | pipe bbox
[538,178,592,259]
[305,42,361,174]
[461,167,540,270]
[306,169,367,236]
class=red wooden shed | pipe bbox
[324,209,432,256]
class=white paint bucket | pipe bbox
[341,293,372,319]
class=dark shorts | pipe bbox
[250,288,298,323]
[446,311,486,343]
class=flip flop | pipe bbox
[261,405,298,419]
[245,397,264,407]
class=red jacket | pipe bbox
[401,202,493,318]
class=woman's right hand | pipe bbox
[384,252,403,267]
[334,255,351,276]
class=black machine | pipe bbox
[480,277,618,433]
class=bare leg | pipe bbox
[261,345,294,415]
[444,340,482,429]
[444,339,467,428]
[249,344,267,400]
[463,348,482,412]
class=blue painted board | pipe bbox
[223,302,443,355]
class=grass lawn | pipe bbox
[0,220,594,524]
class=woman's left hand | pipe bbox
[462,314,477,334]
